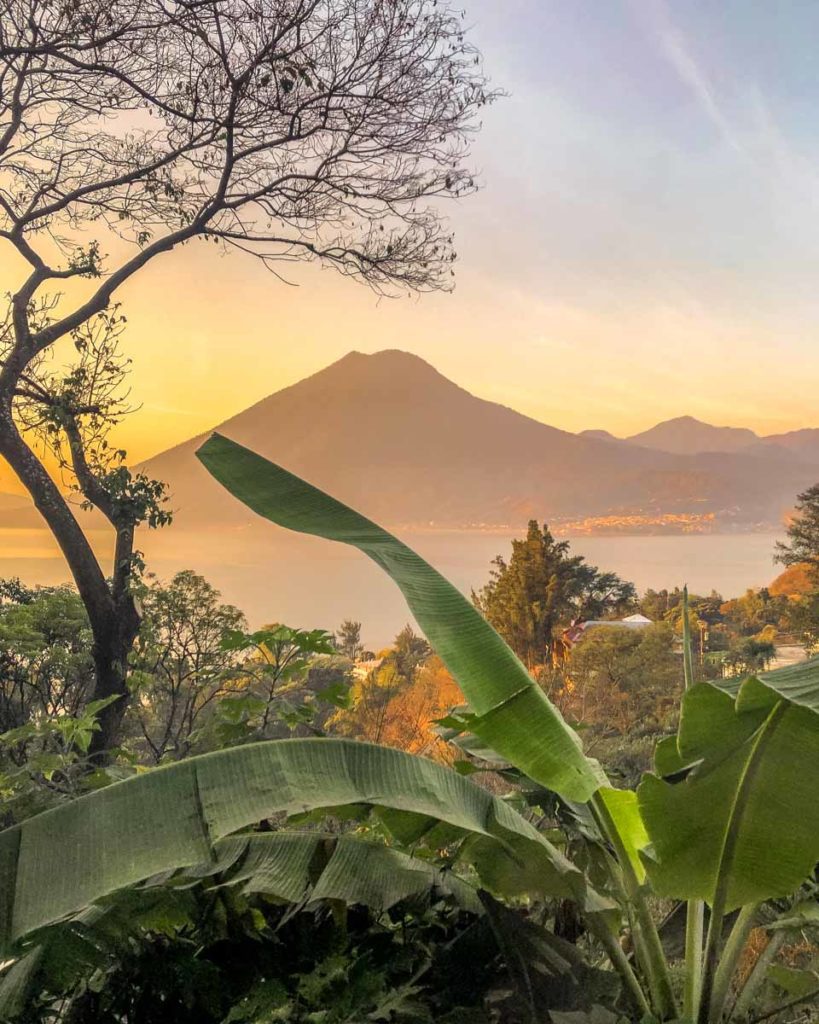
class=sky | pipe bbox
[7,0,819,467]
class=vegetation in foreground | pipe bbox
[0,437,817,1024]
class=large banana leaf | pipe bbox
[195,434,600,802]
[201,831,483,913]
[638,665,819,910]
[717,655,819,712]
[0,832,483,1020]
[0,737,590,953]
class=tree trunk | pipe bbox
[88,593,141,756]
[0,403,137,757]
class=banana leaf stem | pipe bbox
[681,586,705,1022]
[684,899,705,1021]
[588,916,651,1019]
[591,792,677,1020]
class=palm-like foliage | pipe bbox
[1,433,818,1024]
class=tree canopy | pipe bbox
[777,483,819,582]
[473,520,637,667]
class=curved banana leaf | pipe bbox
[198,831,483,914]
[717,655,819,712]
[0,737,591,953]
[638,665,819,910]
[195,434,600,803]
[0,832,483,1019]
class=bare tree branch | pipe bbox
[0,0,494,755]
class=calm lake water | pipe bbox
[0,525,785,648]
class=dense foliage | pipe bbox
[473,520,637,667]
[7,885,515,1024]
[2,445,819,1023]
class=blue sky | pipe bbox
[423,0,819,435]
[466,0,819,308]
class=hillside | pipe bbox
[626,416,759,455]
[618,417,819,463]
[759,428,819,462]
[579,429,618,443]
[140,350,819,531]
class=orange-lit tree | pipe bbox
[332,653,461,758]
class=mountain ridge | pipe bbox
[137,349,819,533]
[626,415,760,455]
[620,414,819,460]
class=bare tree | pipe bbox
[0,0,493,753]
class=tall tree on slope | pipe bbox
[777,483,819,582]
[0,0,493,754]
[473,520,636,669]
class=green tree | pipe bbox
[330,659,404,744]
[719,588,786,636]
[473,520,636,667]
[775,485,819,655]
[643,588,724,628]
[777,483,819,581]
[0,585,94,733]
[0,584,109,823]
[392,624,432,684]
[781,591,819,654]
[723,636,776,676]
[641,588,674,621]
[565,623,681,734]
[334,620,363,661]
[563,623,682,786]
[126,572,246,764]
[0,578,36,606]
[329,626,430,743]
[304,654,355,731]
[204,624,339,748]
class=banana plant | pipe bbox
[1,433,818,1024]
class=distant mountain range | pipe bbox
[625,417,762,455]
[581,416,819,460]
[133,350,819,533]
[1,351,817,534]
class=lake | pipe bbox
[0,525,785,649]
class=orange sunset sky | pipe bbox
[4,0,819,494]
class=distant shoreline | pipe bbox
[0,527,784,642]
[0,515,785,543]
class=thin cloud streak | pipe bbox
[659,29,747,157]
[635,0,819,209]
